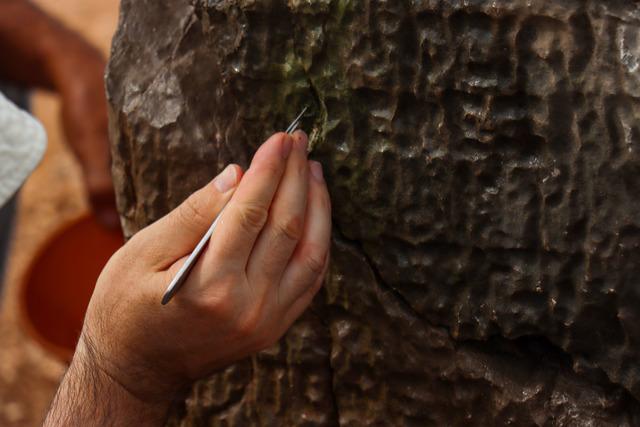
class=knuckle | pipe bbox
[302,245,327,277]
[199,275,236,316]
[206,293,230,317]
[195,294,225,318]
[178,192,210,232]
[236,308,262,339]
[238,202,269,234]
[273,215,304,243]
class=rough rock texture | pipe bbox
[107,0,640,425]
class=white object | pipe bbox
[0,92,47,207]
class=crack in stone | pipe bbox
[109,0,640,422]
[332,222,443,333]
[331,224,640,408]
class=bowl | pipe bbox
[19,213,123,363]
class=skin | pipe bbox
[0,0,117,227]
[43,130,332,425]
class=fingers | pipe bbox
[206,132,293,270]
[132,164,242,270]
[280,253,329,331]
[276,161,331,309]
[246,130,309,288]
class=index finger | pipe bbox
[206,132,293,270]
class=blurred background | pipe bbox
[0,0,119,425]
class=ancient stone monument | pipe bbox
[106,0,640,425]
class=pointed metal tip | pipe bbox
[161,285,177,305]
[285,106,309,134]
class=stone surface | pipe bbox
[107,0,640,425]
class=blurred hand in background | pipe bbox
[0,0,117,228]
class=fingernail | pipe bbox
[282,135,293,159]
[296,130,308,154]
[309,161,324,183]
[214,164,237,193]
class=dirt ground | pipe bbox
[0,1,120,425]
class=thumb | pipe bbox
[133,164,243,269]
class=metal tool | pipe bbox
[161,107,308,305]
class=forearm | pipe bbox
[0,0,111,188]
[43,338,170,426]
[0,0,103,92]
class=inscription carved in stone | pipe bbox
[107,1,640,424]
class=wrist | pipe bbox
[53,338,171,425]
[77,329,191,405]
[44,338,172,426]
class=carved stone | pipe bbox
[106,1,640,425]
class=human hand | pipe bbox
[51,39,118,229]
[0,0,117,228]
[76,131,331,406]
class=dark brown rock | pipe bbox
[106,0,640,424]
